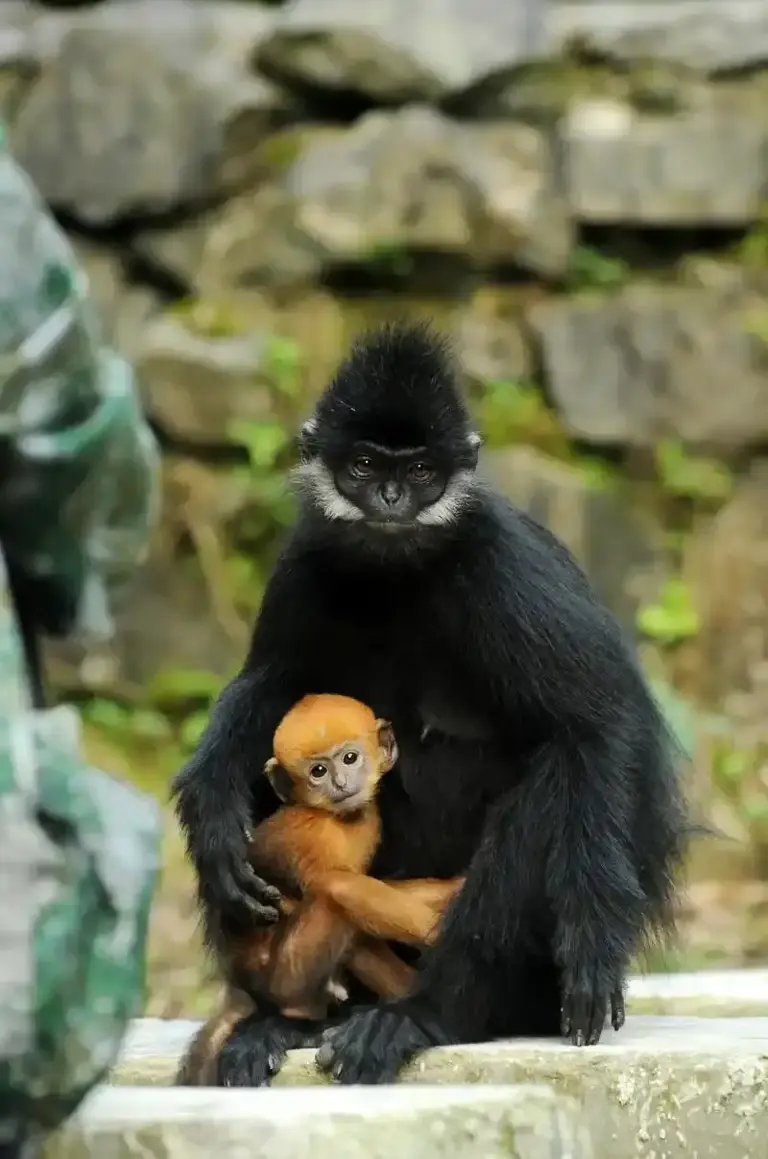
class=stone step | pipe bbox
[112,1015,768,1159]
[627,967,768,1016]
[44,1083,590,1159]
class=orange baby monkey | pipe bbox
[230,694,463,1020]
[176,694,464,1086]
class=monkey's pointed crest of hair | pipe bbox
[315,322,473,455]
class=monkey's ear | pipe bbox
[466,430,483,467]
[264,757,294,803]
[298,417,319,463]
[375,720,399,772]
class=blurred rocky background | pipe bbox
[8,0,768,1014]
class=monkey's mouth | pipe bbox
[334,791,368,812]
[364,519,416,533]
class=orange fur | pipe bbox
[178,695,465,1084]
[272,694,380,771]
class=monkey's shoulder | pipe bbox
[251,804,380,890]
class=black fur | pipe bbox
[173,322,689,1085]
[216,1014,327,1088]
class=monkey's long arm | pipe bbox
[320,873,464,944]
[258,874,464,1007]
[172,551,329,946]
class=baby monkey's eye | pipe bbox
[349,457,374,480]
[309,763,328,780]
[408,461,434,483]
[342,750,359,765]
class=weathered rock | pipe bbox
[628,968,768,1017]
[483,446,666,631]
[111,1016,768,1159]
[554,0,768,76]
[175,108,572,286]
[0,0,44,122]
[682,464,768,704]
[46,459,252,699]
[45,1084,592,1159]
[677,880,768,976]
[561,89,768,224]
[71,239,159,361]
[457,288,534,387]
[10,0,289,223]
[137,313,277,444]
[528,284,768,449]
[256,0,549,106]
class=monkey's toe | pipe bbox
[316,1002,447,1085]
[216,1014,322,1087]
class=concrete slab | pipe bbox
[628,969,768,1016]
[112,1015,768,1159]
[43,1083,590,1159]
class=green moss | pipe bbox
[257,128,313,176]
[169,297,250,339]
[476,379,571,455]
[502,49,698,121]
[566,246,630,291]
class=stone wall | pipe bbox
[5,0,768,776]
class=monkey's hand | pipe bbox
[560,968,625,1047]
[196,829,282,929]
[315,1002,451,1085]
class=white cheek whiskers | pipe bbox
[416,470,474,527]
[294,459,364,523]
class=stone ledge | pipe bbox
[113,1016,768,1159]
[627,968,768,1017]
[44,1084,590,1159]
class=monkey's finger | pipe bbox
[611,989,626,1032]
[315,1039,336,1071]
[234,863,283,905]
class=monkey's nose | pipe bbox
[379,481,403,508]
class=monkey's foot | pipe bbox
[217,1014,323,1087]
[315,1002,450,1085]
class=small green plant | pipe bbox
[636,577,700,646]
[655,441,734,504]
[567,245,629,290]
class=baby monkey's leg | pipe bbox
[346,937,418,997]
[268,896,356,1012]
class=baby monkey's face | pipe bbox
[298,737,381,813]
[266,718,398,812]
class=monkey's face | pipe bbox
[296,435,481,536]
[266,720,398,813]
[293,326,482,541]
[298,729,394,813]
[334,445,450,528]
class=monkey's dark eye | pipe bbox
[349,457,374,480]
[342,750,359,765]
[408,461,435,484]
[309,763,328,780]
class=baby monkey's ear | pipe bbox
[376,720,399,772]
[264,757,294,803]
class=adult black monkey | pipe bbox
[173,322,688,1086]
